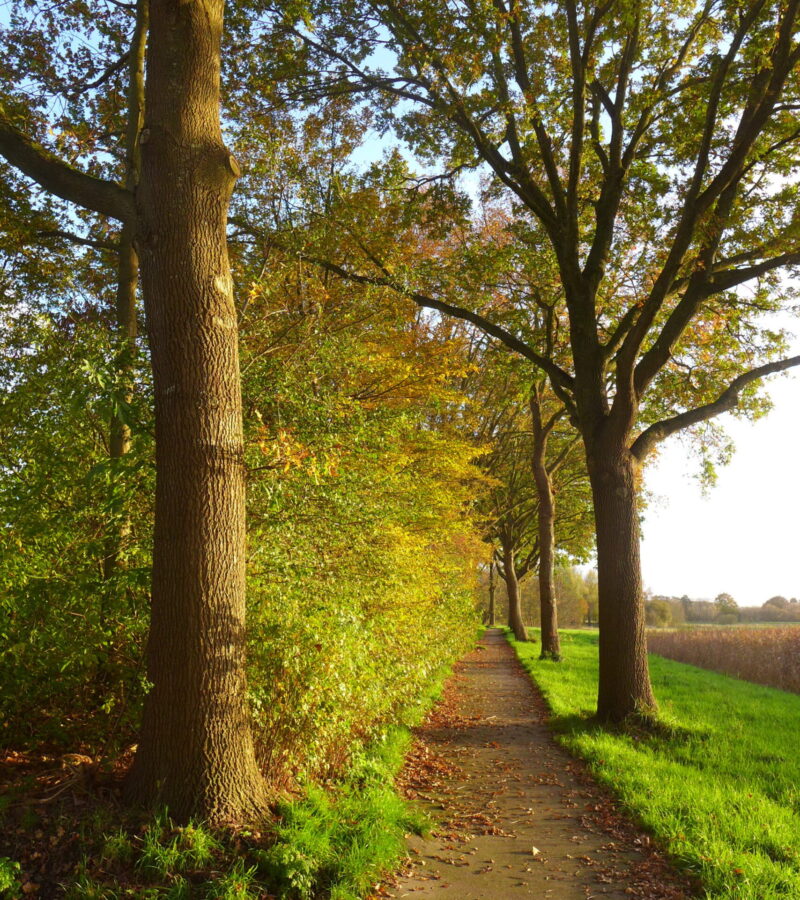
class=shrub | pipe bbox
[0,857,21,897]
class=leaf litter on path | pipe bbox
[376,630,697,900]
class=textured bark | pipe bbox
[531,402,560,661]
[125,0,266,823]
[588,444,656,722]
[533,459,560,660]
[102,0,147,583]
[502,540,527,642]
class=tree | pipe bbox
[478,367,539,642]
[101,0,148,591]
[1,0,267,820]
[233,228,486,786]
[645,598,673,628]
[487,560,497,626]
[245,140,592,658]
[583,569,600,626]
[528,372,587,658]
[471,352,593,646]
[124,0,269,821]
[258,0,800,720]
[714,592,739,623]
[715,592,739,613]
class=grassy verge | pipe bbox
[508,628,800,899]
[257,725,427,900]
[2,731,425,900]
[2,640,478,899]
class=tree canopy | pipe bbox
[2,0,800,847]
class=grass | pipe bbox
[31,726,428,900]
[508,628,800,900]
[250,651,467,899]
[256,726,429,900]
[2,645,471,900]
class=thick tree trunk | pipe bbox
[588,444,656,722]
[502,541,527,642]
[126,0,266,823]
[488,560,496,627]
[532,429,560,661]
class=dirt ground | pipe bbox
[380,629,696,900]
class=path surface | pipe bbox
[383,630,693,900]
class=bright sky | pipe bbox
[640,363,800,608]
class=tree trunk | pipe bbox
[126,0,266,823]
[502,540,527,642]
[531,413,560,661]
[588,443,656,722]
[488,560,496,627]
[102,0,148,584]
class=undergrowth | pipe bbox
[255,726,428,900]
[509,628,800,899]
[1,645,472,899]
[52,730,424,900]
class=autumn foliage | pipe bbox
[648,627,800,694]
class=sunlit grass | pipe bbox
[49,650,463,900]
[255,727,428,900]
[509,629,800,899]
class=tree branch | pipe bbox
[294,249,576,400]
[615,0,769,379]
[35,229,119,251]
[0,119,134,222]
[66,51,130,100]
[630,354,800,460]
[704,249,800,295]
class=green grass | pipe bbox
[508,628,800,899]
[56,726,428,900]
[256,655,466,899]
[21,646,467,900]
[256,726,429,900]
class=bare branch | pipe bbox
[35,229,119,251]
[630,354,800,460]
[0,120,134,222]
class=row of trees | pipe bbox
[253,0,800,721]
[3,0,800,824]
[0,1,489,822]
[646,594,800,627]
[484,565,599,629]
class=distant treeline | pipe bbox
[645,594,800,627]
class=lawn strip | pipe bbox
[508,629,800,900]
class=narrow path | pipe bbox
[383,629,693,900]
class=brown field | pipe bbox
[648,626,800,694]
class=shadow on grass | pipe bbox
[547,710,710,748]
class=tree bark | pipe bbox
[125,0,266,823]
[488,560,496,627]
[502,539,527,642]
[531,397,561,661]
[587,441,656,722]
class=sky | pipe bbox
[640,364,800,608]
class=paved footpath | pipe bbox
[384,629,694,900]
